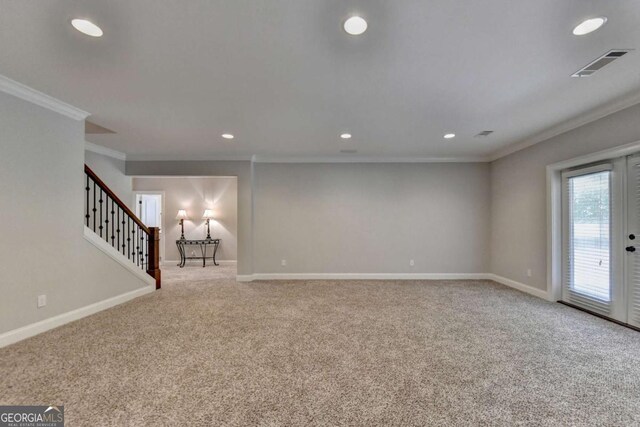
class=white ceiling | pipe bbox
[1,0,640,161]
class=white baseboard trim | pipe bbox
[236,273,552,301]
[0,285,154,348]
[84,226,155,287]
[486,274,552,301]
[236,273,492,282]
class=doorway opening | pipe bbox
[131,177,238,280]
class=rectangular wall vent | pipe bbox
[475,130,494,137]
[572,50,632,77]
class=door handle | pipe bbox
[626,246,636,253]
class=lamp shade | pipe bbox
[176,210,189,220]
[202,209,215,219]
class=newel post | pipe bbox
[147,227,161,289]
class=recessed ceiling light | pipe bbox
[71,19,103,37]
[221,133,234,140]
[444,133,456,139]
[344,16,367,35]
[573,17,607,36]
[340,133,352,139]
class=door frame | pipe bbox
[548,139,640,303]
[132,191,166,263]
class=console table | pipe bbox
[176,239,220,267]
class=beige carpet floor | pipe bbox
[2,266,640,426]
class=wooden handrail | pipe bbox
[84,164,150,234]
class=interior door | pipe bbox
[137,195,161,227]
[135,193,164,262]
[561,162,626,322]
[626,156,640,328]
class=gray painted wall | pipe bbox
[126,103,640,286]
[254,163,491,274]
[126,161,253,275]
[132,177,238,262]
[126,161,491,276]
[491,103,640,290]
[84,150,133,209]
[0,91,150,334]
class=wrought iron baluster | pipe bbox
[103,196,108,243]
[117,207,120,253]
[134,225,140,267]
[85,175,90,227]
[145,232,149,269]
[103,193,110,243]
[134,225,138,266]
[140,229,145,269]
[99,189,104,238]
[137,200,142,267]
[132,224,136,261]
[92,181,97,232]
[127,217,131,260]
[121,210,126,255]
[111,199,115,246]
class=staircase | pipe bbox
[84,165,161,289]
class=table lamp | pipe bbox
[176,210,188,240]
[202,209,215,240]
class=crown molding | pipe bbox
[0,74,89,121]
[251,155,490,163]
[85,141,127,161]
[125,154,253,162]
[124,153,490,163]
[488,89,640,162]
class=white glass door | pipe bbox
[562,163,626,322]
[625,156,640,328]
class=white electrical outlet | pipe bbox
[281,259,287,267]
[409,259,415,267]
[37,294,47,308]
[527,269,532,277]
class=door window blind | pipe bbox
[562,166,613,315]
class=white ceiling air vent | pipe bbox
[475,130,494,138]
[572,50,632,77]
